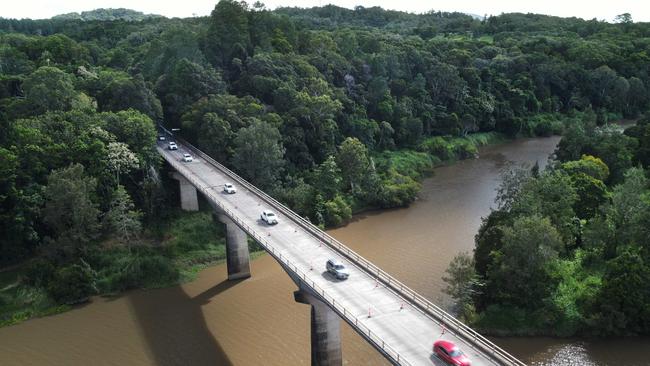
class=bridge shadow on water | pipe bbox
[128,279,244,366]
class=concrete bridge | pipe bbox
[157,131,526,366]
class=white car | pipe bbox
[182,153,193,162]
[168,141,178,150]
[326,259,350,280]
[223,183,237,194]
[158,135,166,141]
[260,210,278,225]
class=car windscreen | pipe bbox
[334,264,345,270]
[449,349,463,357]
[267,213,275,217]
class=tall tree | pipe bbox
[232,118,285,189]
[205,0,251,70]
[105,185,142,246]
[336,137,371,193]
[42,164,100,257]
[22,66,76,114]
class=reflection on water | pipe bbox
[0,136,647,365]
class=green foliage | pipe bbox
[22,66,76,115]
[561,155,609,181]
[487,215,563,309]
[46,261,98,304]
[105,185,142,245]
[322,195,352,227]
[591,249,650,335]
[42,164,100,257]
[3,0,650,334]
[232,119,285,189]
[52,8,161,21]
[473,117,650,337]
[24,258,56,287]
[312,156,342,200]
[374,150,436,180]
[419,132,502,161]
[442,252,482,319]
[336,137,371,193]
[375,170,420,208]
[206,0,251,69]
[95,250,179,293]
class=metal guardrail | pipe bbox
[158,127,526,366]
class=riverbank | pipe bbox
[0,210,264,328]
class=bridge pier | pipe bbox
[171,172,199,211]
[214,211,251,280]
[294,290,342,366]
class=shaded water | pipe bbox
[1,136,648,365]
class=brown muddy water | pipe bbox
[1,136,648,366]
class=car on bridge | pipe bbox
[433,340,471,366]
[326,259,350,280]
[223,183,237,194]
[261,210,278,225]
[168,141,178,150]
[182,153,193,162]
[158,135,166,141]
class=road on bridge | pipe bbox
[158,138,514,366]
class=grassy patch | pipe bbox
[374,150,437,179]
[419,132,506,163]
[0,284,70,327]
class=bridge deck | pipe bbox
[158,139,514,366]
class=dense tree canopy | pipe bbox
[467,114,650,337]
[1,1,650,335]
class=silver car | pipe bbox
[326,259,350,280]
[182,153,193,162]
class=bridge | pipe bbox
[156,130,526,366]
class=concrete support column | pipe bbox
[171,172,199,211]
[294,290,342,366]
[215,212,251,280]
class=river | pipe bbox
[0,136,647,365]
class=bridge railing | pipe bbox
[160,149,412,365]
[160,130,525,366]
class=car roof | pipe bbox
[328,258,343,265]
[434,340,457,351]
[183,153,191,156]
[225,182,233,186]
[263,210,275,214]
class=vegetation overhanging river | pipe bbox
[0,136,647,366]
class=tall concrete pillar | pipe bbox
[171,172,199,211]
[215,212,251,280]
[294,290,342,366]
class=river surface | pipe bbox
[1,136,648,365]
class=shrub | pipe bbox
[96,251,178,292]
[323,195,352,227]
[534,119,554,137]
[47,261,97,304]
[419,136,454,160]
[24,258,56,287]
[376,170,421,207]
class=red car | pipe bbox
[433,340,471,366]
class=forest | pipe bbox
[1,2,649,333]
